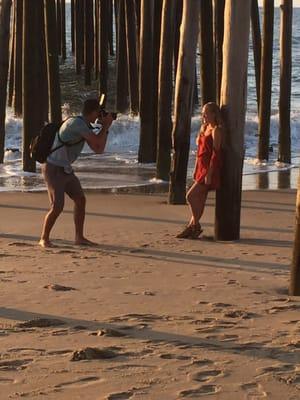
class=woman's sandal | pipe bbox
[190,224,203,239]
[176,223,203,239]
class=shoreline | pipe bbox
[0,166,298,194]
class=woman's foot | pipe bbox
[176,223,202,239]
[189,223,203,239]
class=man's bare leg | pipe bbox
[40,207,63,247]
[73,195,96,245]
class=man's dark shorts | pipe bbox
[42,163,84,211]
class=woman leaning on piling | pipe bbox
[176,102,224,239]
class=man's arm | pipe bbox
[82,115,113,154]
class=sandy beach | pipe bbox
[0,189,299,399]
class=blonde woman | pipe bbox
[177,102,223,239]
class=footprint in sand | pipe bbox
[0,377,15,384]
[44,284,77,291]
[224,310,256,319]
[16,318,65,329]
[190,369,223,383]
[71,347,120,361]
[108,313,165,323]
[205,334,239,342]
[0,253,14,258]
[47,349,73,356]
[190,284,207,291]
[210,302,233,308]
[226,279,240,286]
[7,347,45,356]
[107,391,133,400]
[160,353,191,361]
[197,301,210,305]
[54,249,77,255]
[55,376,101,389]
[179,384,221,398]
[191,359,214,367]
[267,304,300,314]
[256,363,295,378]
[8,242,34,247]
[0,358,33,371]
[241,382,267,399]
[89,328,127,338]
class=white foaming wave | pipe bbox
[3,106,299,192]
[105,114,140,153]
[149,177,168,184]
[5,108,23,153]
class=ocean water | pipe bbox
[1,7,299,192]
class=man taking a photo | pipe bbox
[39,98,114,248]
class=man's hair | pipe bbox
[82,98,100,115]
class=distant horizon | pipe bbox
[258,0,300,6]
[63,0,300,6]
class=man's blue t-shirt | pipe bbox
[47,116,91,173]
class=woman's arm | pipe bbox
[212,126,222,151]
[205,127,222,185]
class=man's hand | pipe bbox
[99,113,114,129]
[83,113,114,154]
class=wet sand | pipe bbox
[0,190,299,399]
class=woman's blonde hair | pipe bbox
[203,102,224,128]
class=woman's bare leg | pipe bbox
[186,182,209,226]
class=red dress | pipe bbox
[193,131,221,190]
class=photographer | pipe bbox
[39,98,114,248]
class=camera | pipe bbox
[99,109,117,120]
[98,94,117,120]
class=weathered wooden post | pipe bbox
[173,0,183,81]
[56,0,62,56]
[61,0,66,60]
[169,0,200,204]
[151,0,163,157]
[71,0,75,53]
[108,0,114,56]
[0,0,12,163]
[290,173,300,296]
[75,0,84,74]
[125,0,139,113]
[156,0,176,181]
[278,0,293,164]
[200,0,216,106]
[99,0,109,96]
[116,0,129,112]
[13,0,23,117]
[44,0,62,124]
[134,0,141,59]
[7,2,15,108]
[23,0,45,172]
[251,0,262,111]
[138,0,155,163]
[213,0,225,104]
[258,0,274,161]
[84,0,94,86]
[94,0,99,79]
[39,5,49,123]
[215,0,251,240]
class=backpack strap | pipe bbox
[50,116,93,154]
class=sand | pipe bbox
[0,189,299,400]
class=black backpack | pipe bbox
[30,117,86,164]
